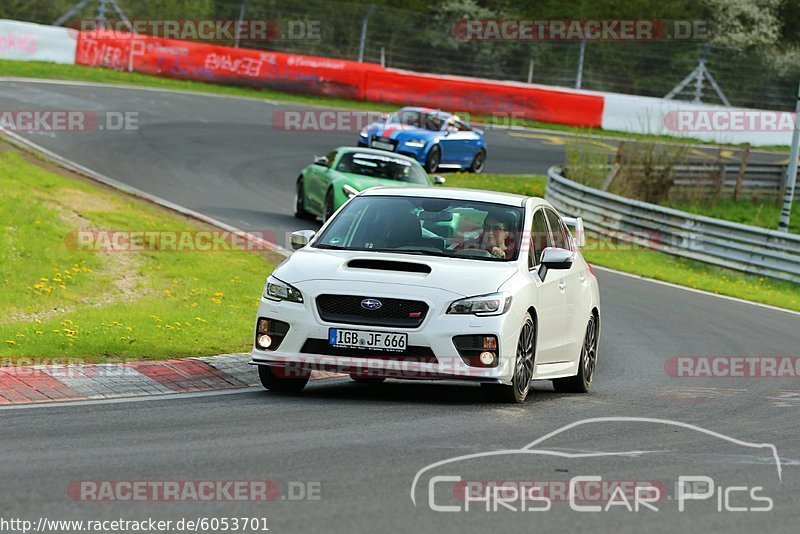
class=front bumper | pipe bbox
[250,282,523,383]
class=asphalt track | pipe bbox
[1,80,799,533]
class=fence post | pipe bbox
[357,5,375,63]
[527,58,534,84]
[234,0,246,48]
[733,143,750,201]
[575,40,586,89]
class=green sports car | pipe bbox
[294,146,443,221]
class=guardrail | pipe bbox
[671,164,785,193]
[546,166,800,283]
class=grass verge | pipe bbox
[0,145,277,362]
[664,198,800,235]
[1,60,787,151]
[443,173,547,197]
[445,173,800,312]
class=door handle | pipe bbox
[558,280,567,291]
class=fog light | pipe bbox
[479,351,495,365]
[257,334,272,349]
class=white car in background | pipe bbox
[250,187,600,403]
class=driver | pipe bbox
[456,209,514,259]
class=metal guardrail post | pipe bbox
[779,82,800,232]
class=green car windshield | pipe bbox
[314,195,525,262]
[336,152,430,185]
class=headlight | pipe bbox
[359,128,368,137]
[447,292,511,316]
[263,275,303,303]
[404,139,426,148]
[342,184,359,198]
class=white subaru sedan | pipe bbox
[250,187,600,403]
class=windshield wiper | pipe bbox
[369,248,449,257]
[315,243,347,250]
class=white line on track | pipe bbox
[593,265,800,317]
[0,386,264,411]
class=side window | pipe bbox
[544,209,570,250]
[325,150,337,168]
[529,209,550,268]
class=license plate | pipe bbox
[328,328,407,352]
[372,140,394,151]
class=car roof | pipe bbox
[399,106,452,119]
[337,146,418,163]
[359,186,542,207]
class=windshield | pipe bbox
[314,196,525,261]
[387,109,446,131]
[335,152,430,184]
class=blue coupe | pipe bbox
[358,107,487,173]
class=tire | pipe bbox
[469,149,486,174]
[425,145,441,173]
[294,178,315,220]
[482,313,536,403]
[258,364,310,393]
[349,375,386,384]
[552,314,598,393]
[323,189,335,222]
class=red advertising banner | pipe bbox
[75,29,604,127]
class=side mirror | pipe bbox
[313,155,328,167]
[537,247,574,281]
[290,230,316,251]
[433,175,446,185]
[562,216,586,247]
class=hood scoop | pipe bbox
[347,259,431,274]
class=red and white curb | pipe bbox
[0,354,344,405]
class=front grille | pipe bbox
[316,294,429,328]
[300,338,437,363]
[370,135,396,150]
